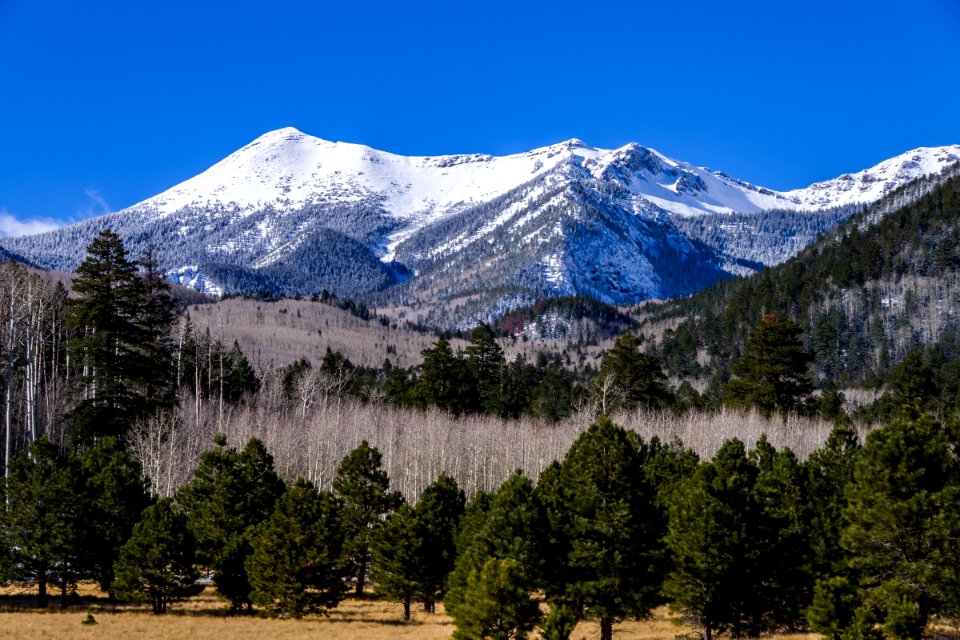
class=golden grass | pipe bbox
[0,585,826,640]
[0,587,452,640]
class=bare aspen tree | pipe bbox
[218,319,225,433]
[4,271,18,479]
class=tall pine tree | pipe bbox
[548,417,664,640]
[723,312,813,415]
[333,440,402,597]
[841,415,960,640]
[246,479,348,618]
[67,229,175,442]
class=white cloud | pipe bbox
[74,188,113,220]
[0,210,60,237]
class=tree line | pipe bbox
[3,408,957,640]
[3,227,960,640]
[0,224,898,473]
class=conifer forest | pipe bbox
[2,194,960,640]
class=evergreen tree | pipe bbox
[595,332,672,413]
[246,479,348,618]
[321,345,353,380]
[641,436,700,509]
[67,229,169,441]
[77,437,151,599]
[370,502,420,620]
[138,243,178,414]
[539,602,577,640]
[663,439,758,640]
[446,471,545,615]
[805,420,860,581]
[333,440,402,597]
[450,556,541,640]
[464,322,506,414]
[549,417,664,640]
[3,439,80,608]
[841,415,960,640]
[528,360,579,422]
[749,436,812,630]
[868,349,938,419]
[410,473,465,611]
[723,312,813,415]
[415,336,471,414]
[535,461,570,603]
[113,498,203,614]
[223,341,260,402]
[178,436,284,611]
[807,575,860,640]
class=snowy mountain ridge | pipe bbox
[141,127,960,220]
[3,128,958,328]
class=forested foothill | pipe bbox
[1,168,960,640]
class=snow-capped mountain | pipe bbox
[3,129,958,327]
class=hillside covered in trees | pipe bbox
[644,169,960,403]
[1,179,960,639]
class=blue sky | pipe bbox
[1,0,959,232]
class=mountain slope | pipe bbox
[645,167,960,388]
[3,128,958,326]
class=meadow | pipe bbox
[0,583,731,640]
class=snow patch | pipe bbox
[167,266,223,297]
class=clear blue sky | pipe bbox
[2,0,959,232]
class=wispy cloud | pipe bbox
[77,188,112,219]
[0,209,60,237]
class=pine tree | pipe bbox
[723,312,813,415]
[370,501,419,620]
[415,336,471,414]
[663,439,758,640]
[807,575,860,640]
[805,420,860,581]
[841,415,960,640]
[246,479,348,618]
[749,436,812,630]
[138,243,178,414]
[539,602,577,640]
[548,417,664,640]
[450,556,541,640]
[410,473,465,611]
[529,360,579,422]
[464,322,506,414]
[368,478,465,619]
[869,349,938,419]
[178,436,284,611]
[333,440,402,597]
[3,439,81,608]
[77,437,150,599]
[113,498,203,614]
[445,471,545,616]
[67,229,168,442]
[594,332,672,413]
[223,341,260,402]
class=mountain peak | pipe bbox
[5,128,956,325]
[561,138,590,149]
[254,126,307,142]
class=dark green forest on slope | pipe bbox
[647,171,960,398]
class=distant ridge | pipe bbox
[2,128,957,328]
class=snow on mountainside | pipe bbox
[2,128,958,328]
[137,127,960,224]
[782,145,960,208]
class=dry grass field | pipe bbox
[0,583,821,640]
